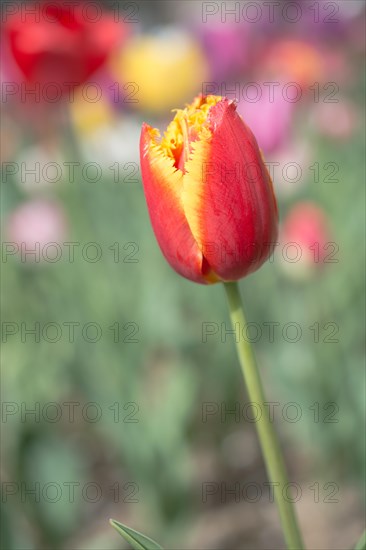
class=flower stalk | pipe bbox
[224,281,304,550]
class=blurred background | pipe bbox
[1,1,365,548]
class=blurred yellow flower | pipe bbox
[111,27,209,114]
[70,89,114,136]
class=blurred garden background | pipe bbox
[1,1,365,548]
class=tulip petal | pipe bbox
[140,123,218,284]
[182,99,278,280]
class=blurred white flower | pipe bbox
[14,145,65,193]
[80,116,141,168]
[267,140,313,197]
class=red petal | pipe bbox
[182,99,278,281]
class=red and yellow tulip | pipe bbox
[140,95,278,284]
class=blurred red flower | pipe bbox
[280,201,333,279]
[261,40,324,89]
[3,1,125,94]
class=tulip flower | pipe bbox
[139,96,304,550]
[140,94,278,284]
[3,0,125,95]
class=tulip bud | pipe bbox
[140,95,278,284]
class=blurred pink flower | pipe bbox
[237,83,295,154]
[311,100,357,140]
[320,49,352,84]
[279,202,333,279]
[6,199,67,261]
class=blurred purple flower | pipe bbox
[290,0,360,42]
[196,22,250,80]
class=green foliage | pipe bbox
[110,519,163,550]
[355,531,366,550]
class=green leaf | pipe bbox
[354,531,366,550]
[109,519,163,550]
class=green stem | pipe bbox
[224,282,304,550]
[354,530,366,550]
